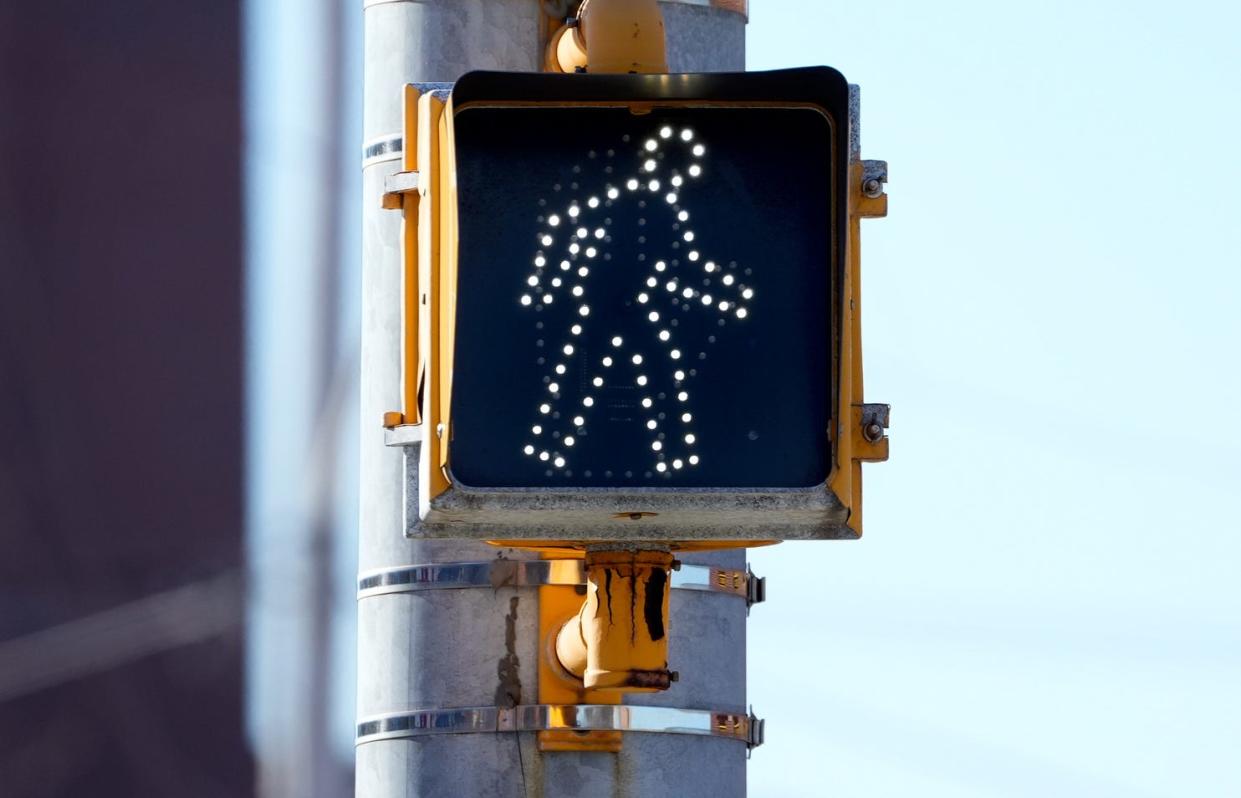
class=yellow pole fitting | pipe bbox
[553,547,675,692]
[546,0,668,75]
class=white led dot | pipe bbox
[632,354,643,365]
[548,215,561,226]
[660,126,673,139]
[527,276,538,286]
[541,235,553,246]
[560,260,571,271]
[659,330,670,341]
[543,294,553,304]
[539,451,550,461]
[638,292,649,303]
[667,281,677,292]
[555,364,566,374]
[627,178,639,191]
[642,397,653,408]
[578,266,589,277]
[524,445,535,455]
[683,231,695,242]
[644,159,657,172]
[689,165,702,177]
[689,455,699,465]
[600,357,613,369]
[572,286,583,297]
[579,305,590,316]
[583,396,594,407]
[612,336,623,347]
[718,301,730,311]
[671,175,683,187]
[736,308,748,319]
[548,382,559,393]
[568,206,580,218]
[682,287,693,298]
[564,437,575,447]
[593,377,603,387]
[682,413,692,423]
[535,256,546,267]
[645,139,657,151]
[677,391,688,401]
[657,462,667,472]
[722,274,735,285]
[554,456,565,468]
[692,144,705,157]
[704,262,716,272]
[648,311,659,322]
[585,247,597,258]
[701,295,713,306]
[573,416,585,426]
[588,196,600,208]
[678,210,689,222]
[670,349,681,360]
[532,425,543,435]
[648,179,660,192]
[742,288,754,299]
[572,324,583,335]
[673,459,683,470]
[607,187,620,199]
[652,441,663,451]
[655,261,667,272]
[674,370,685,380]
[666,193,678,204]
[569,243,580,254]
[636,375,647,386]
[680,129,693,141]
[685,434,696,444]
[540,403,551,413]
[594,228,605,239]
[647,276,658,287]
[520,295,532,306]
[576,227,588,239]
[551,278,562,287]
[563,344,574,355]
[688,251,700,262]
[647,420,657,430]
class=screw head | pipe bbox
[862,178,884,198]
[863,422,884,443]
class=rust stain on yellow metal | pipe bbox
[553,548,674,692]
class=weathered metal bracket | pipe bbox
[356,704,765,749]
[858,159,888,218]
[356,559,766,607]
[853,402,890,463]
[381,170,420,209]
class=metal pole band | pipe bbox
[357,560,765,606]
[356,704,765,749]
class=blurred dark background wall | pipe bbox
[0,1,254,795]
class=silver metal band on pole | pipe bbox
[357,705,765,749]
[357,560,765,606]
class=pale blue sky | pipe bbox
[745,2,1241,795]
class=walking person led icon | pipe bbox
[518,125,756,479]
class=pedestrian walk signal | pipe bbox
[391,67,888,543]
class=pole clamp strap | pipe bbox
[357,704,765,750]
[358,560,766,608]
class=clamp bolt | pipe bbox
[862,177,884,198]
[863,421,885,443]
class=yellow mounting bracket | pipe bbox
[826,158,891,536]
[543,0,668,74]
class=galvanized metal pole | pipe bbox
[357,3,749,795]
